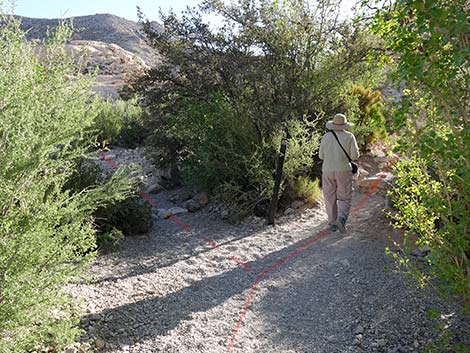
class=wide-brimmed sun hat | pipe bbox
[326,113,354,130]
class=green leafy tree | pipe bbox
[0,15,132,352]
[368,0,469,311]
[133,0,383,214]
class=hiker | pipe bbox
[319,113,359,233]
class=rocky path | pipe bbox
[68,150,469,353]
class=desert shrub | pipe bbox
[369,0,470,312]
[147,91,321,218]
[291,176,321,205]
[349,84,387,151]
[95,194,153,239]
[0,16,133,352]
[62,157,102,193]
[63,158,153,248]
[90,96,147,148]
[134,0,383,216]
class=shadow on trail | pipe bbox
[255,230,470,353]
[81,222,337,350]
[93,217,267,285]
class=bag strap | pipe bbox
[331,131,352,163]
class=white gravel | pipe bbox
[68,150,469,353]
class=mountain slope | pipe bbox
[17,13,160,64]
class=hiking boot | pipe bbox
[334,216,347,234]
[328,223,338,232]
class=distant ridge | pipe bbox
[16,13,161,64]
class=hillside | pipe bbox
[17,13,161,65]
[12,13,163,98]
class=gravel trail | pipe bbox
[69,152,469,353]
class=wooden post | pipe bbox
[267,132,288,225]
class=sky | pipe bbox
[5,0,201,21]
[4,0,357,22]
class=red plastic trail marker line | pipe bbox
[99,151,118,169]
[226,229,330,353]
[139,191,157,207]
[226,156,400,352]
[167,214,192,231]
[229,256,253,272]
[202,236,220,249]
[98,151,254,271]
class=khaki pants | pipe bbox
[322,171,353,224]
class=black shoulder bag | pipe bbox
[331,131,358,174]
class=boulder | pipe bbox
[170,189,194,203]
[184,199,201,212]
[145,182,163,194]
[357,166,370,179]
[193,192,209,205]
[165,207,188,218]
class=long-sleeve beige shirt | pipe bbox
[318,130,359,172]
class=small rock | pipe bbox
[327,335,336,342]
[145,182,163,194]
[378,162,389,170]
[372,150,386,158]
[373,155,393,163]
[410,248,424,257]
[170,189,194,202]
[357,166,370,179]
[357,172,395,190]
[78,343,91,352]
[167,207,188,216]
[95,338,105,350]
[420,246,431,255]
[284,208,295,215]
[193,192,209,205]
[411,247,431,257]
[378,338,387,347]
[353,338,362,346]
[398,345,408,353]
[184,199,201,212]
[156,208,168,218]
[221,210,230,219]
[64,347,77,353]
[354,325,364,335]
[105,153,116,159]
[413,340,419,348]
[88,314,100,321]
[291,200,305,209]
[340,259,351,267]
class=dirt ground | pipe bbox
[67,149,469,353]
